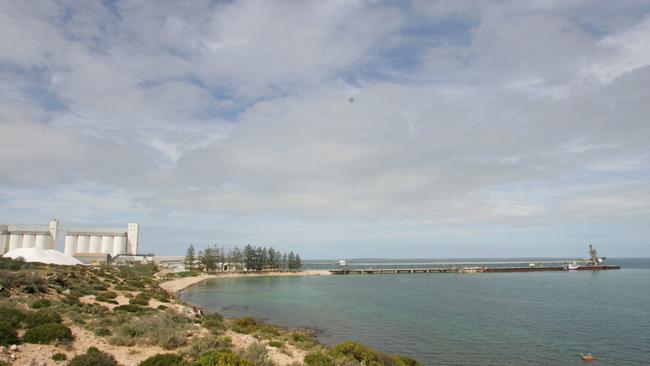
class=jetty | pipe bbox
[330,245,621,275]
[329,264,621,275]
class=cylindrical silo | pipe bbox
[0,235,7,254]
[77,235,90,253]
[22,234,36,248]
[9,234,22,251]
[89,235,101,253]
[101,236,113,254]
[35,234,49,250]
[112,236,126,256]
[64,235,78,256]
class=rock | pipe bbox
[9,344,18,351]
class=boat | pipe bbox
[580,353,594,361]
[563,262,580,271]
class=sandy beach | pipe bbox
[160,270,331,294]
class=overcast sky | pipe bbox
[1,0,649,258]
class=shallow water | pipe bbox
[181,258,650,365]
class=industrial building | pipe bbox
[0,220,139,258]
[0,220,59,254]
[63,223,139,257]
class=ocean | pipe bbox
[180,258,650,365]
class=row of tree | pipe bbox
[184,244,302,273]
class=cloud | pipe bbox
[1,0,650,256]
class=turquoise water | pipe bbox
[181,259,650,365]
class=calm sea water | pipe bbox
[181,258,650,365]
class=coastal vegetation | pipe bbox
[0,256,418,366]
[184,245,302,273]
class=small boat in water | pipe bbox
[580,353,595,361]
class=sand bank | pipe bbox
[160,270,331,294]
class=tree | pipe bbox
[199,247,217,273]
[282,253,288,272]
[294,254,302,271]
[184,245,196,271]
[287,251,295,271]
[244,244,255,271]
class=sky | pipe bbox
[1,0,650,258]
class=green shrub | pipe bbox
[110,312,189,349]
[130,297,149,306]
[330,341,421,366]
[94,327,112,337]
[95,295,118,304]
[24,310,62,328]
[52,352,67,361]
[268,340,283,348]
[136,292,152,301]
[184,335,231,360]
[23,323,73,344]
[289,330,318,349]
[230,317,280,337]
[202,313,224,334]
[194,350,254,366]
[113,304,142,313]
[98,291,118,299]
[0,305,26,327]
[241,343,272,366]
[157,305,168,311]
[137,353,185,366]
[304,352,334,366]
[30,298,52,309]
[0,320,19,346]
[68,347,118,366]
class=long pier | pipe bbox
[329,265,621,275]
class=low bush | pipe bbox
[241,343,273,366]
[194,350,254,366]
[304,352,334,366]
[184,335,230,360]
[289,330,318,349]
[0,305,26,327]
[68,347,118,366]
[268,340,283,348]
[95,295,118,304]
[330,341,421,366]
[157,305,168,311]
[137,353,185,366]
[202,313,224,334]
[136,292,152,301]
[110,311,189,349]
[98,291,118,299]
[230,317,280,338]
[94,327,112,337]
[30,298,52,309]
[52,352,67,361]
[113,304,142,313]
[129,297,149,306]
[0,320,19,346]
[22,323,73,344]
[24,310,62,328]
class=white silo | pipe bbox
[77,235,90,253]
[9,234,22,251]
[89,235,101,253]
[22,234,36,248]
[35,234,49,249]
[0,239,6,255]
[101,236,112,254]
[64,235,78,256]
[112,236,126,256]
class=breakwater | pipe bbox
[330,264,620,274]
